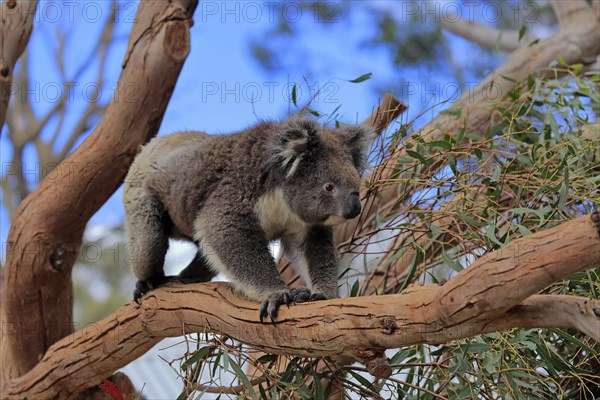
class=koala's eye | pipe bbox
[324,183,335,193]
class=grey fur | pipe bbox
[123,116,373,322]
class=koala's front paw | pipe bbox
[259,289,294,324]
[290,287,327,303]
[133,276,172,304]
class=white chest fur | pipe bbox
[254,189,308,241]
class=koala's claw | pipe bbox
[308,291,327,301]
[258,288,331,323]
[290,287,327,303]
[289,287,312,303]
[259,290,294,324]
[134,275,210,303]
[133,276,172,304]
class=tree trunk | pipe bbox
[0,0,198,384]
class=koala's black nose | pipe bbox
[343,192,361,219]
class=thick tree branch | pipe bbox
[440,16,536,52]
[0,0,198,383]
[551,0,595,32]
[2,213,598,399]
[433,212,600,326]
[499,295,600,340]
[0,0,39,130]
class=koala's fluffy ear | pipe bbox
[269,116,319,178]
[338,124,375,171]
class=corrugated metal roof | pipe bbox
[120,338,188,399]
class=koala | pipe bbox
[123,116,373,323]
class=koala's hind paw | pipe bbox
[309,291,328,301]
[259,289,295,325]
[133,276,172,304]
[290,287,327,303]
[289,287,311,303]
[258,288,331,323]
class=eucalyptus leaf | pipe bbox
[348,72,373,83]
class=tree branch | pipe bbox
[440,16,536,52]
[0,0,198,383]
[0,178,17,217]
[48,3,116,151]
[433,212,600,326]
[363,93,406,137]
[5,50,36,146]
[2,213,598,399]
[0,0,39,130]
[551,0,595,32]
[498,295,600,340]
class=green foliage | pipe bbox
[348,66,599,398]
[348,72,373,83]
[170,67,599,399]
[375,67,598,274]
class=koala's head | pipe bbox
[267,116,374,225]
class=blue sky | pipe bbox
[0,1,400,246]
[0,0,517,250]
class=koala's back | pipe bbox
[125,127,272,238]
[126,132,208,184]
[124,132,205,237]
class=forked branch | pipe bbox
[0,0,199,383]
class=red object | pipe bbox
[99,379,125,400]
